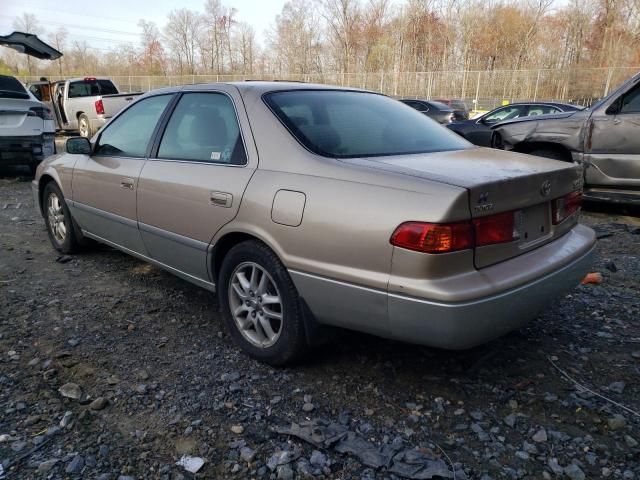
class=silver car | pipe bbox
[33,82,596,365]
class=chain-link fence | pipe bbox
[22,66,638,110]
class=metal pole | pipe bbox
[474,71,481,107]
[533,69,540,101]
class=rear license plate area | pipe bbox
[517,203,551,247]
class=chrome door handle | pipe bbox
[120,178,135,190]
[210,191,233,208]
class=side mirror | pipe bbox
[66,137,91,155]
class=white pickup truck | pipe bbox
[28,77,142,138]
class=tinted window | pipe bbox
[265,90,469,158]
[484,106,523,123]
[95,95,172,157]
[620,84,640,114]
[157,92,247,165]
[402,100,427,111]
[97,80,118,95]
[427,101,452,111]
[68,79,118,98]
[0,75,29,99]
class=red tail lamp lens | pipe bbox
[552,190,582,225]
[390,221,473,253]
[473,210,519,246]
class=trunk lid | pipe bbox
[0,98,45,134]
[344,147,583,268]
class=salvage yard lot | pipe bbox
[1,174,640,479]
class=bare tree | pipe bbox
[164,8,202,75]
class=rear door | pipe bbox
[586,80,640,191]
[136,86,257,284]
[71,94,174,253]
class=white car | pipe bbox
[0,74,56,174]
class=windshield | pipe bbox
[264,90,470,158]
[0,75,29,99]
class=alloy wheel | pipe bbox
[47,192,67,243]
[228,261,283,348]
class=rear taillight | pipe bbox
[473,210,520,246]
[95,99,105,115]
[391,211,520,254]
[552,190,582,225]
[390,221,473,253]
[28,106,53,120]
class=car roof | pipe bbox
[493,101,583,110]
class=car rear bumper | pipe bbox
[291,223,596,350]
[583,187,640,206]
[0,134,55,164]
[388,224,596,349]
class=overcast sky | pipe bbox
[0,0,284,50]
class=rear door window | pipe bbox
[95,95,172,157]
[157,92,247,165]
[265,90,469,158]
[68,79,118,98]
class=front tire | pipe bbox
[42,182,83,254]
[78,114,92,138]
[218,240,308,365]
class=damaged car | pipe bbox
[492,71,640,205]
[33,82,596,365]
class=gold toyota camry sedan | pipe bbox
[33,82,596,365]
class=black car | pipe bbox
[447,102,583,147]
[400,99,455,124]
[433,98,470,120]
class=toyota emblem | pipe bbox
[540,180,551,197]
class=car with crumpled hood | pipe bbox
[32,82,596,365]
[492,71,640,205]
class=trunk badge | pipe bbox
[540,180,551,197]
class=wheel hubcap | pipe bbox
[228,262,283,348]
[47,193,67,243]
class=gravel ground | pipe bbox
[1,171,639,480]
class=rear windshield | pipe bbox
[0,75,29,99]
[68,79,118,98]
[264,90,470,158]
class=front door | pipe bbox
[71,94,174,253]
[137,87,257,284]
[586,80,640,190]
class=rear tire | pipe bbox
[42,182,84,254]
[78,114,92,138]
[218,240,309,366]
[527,148,572,162]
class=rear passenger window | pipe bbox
[157,92,247,165]
[95,95,172,158]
